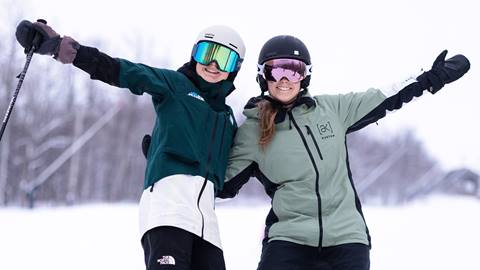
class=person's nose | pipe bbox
[208,61,220,70]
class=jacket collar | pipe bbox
[245,90,316,123]
[177,61,235,112]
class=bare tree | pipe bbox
[348,129,442,204]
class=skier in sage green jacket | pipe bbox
[217,35,470,270]
[16,20,246,270]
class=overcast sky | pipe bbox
[2,0,479,172]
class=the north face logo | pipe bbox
[158,255,176,265]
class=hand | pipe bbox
[142,134,151,159]
[417,50,470,94]
[15,20,61,55]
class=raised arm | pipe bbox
[322,50,470,133]
[15,20,180,99]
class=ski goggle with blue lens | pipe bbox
[192,41,242,73]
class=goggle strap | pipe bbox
[257,63,312,75]
[305,64,312,76]
[257,63,265,76]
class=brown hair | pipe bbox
[258,100,278,149]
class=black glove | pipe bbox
[142,134,151,159]
[417,50,470,94]
[15,20,61,55]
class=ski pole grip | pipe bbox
[31,19,47,51]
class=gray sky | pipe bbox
[3,0,479,172]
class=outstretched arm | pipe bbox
[15,20,178,98]
[327,50,471,133]
[16,20,119,85]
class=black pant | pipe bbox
[141,226,226,270]
[257,240,370,270]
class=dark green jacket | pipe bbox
[73,46,237,190]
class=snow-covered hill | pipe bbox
[1,195,479,270]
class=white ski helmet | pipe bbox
[194,25,246,61]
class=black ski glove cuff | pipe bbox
[73,45,121,86]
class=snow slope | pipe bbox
[1,196,479,270]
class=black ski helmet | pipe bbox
[257,35,312,93]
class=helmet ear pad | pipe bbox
[300,75,311,90]
[227,70,239,82]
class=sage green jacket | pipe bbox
[219,82,427,247]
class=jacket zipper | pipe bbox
[288,111,323,247]
[197,113,219,238]
[213,117,228,202]
[197,178,208,238]
[306,125,324,160]
[216,117,227,162]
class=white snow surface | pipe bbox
[1,195,479,270]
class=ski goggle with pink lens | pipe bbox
[258,58,312,82]
[192,41,242,73]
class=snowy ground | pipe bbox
[1,195,479,270]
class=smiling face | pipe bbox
[267,78,301,104]
[196,62,229,83]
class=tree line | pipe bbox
[1,15,476,208]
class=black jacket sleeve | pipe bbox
[347,80,425,133]
[216,162,256,198]
[72,45,120,86]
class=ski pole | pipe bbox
[0,19,47,142]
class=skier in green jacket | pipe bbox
[16,20,246,270]
[218,35,470,270]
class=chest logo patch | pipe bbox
[317,121,335,139]
[187,91,205,102]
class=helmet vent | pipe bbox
[229,43,238,49]
[204,33,215,38]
